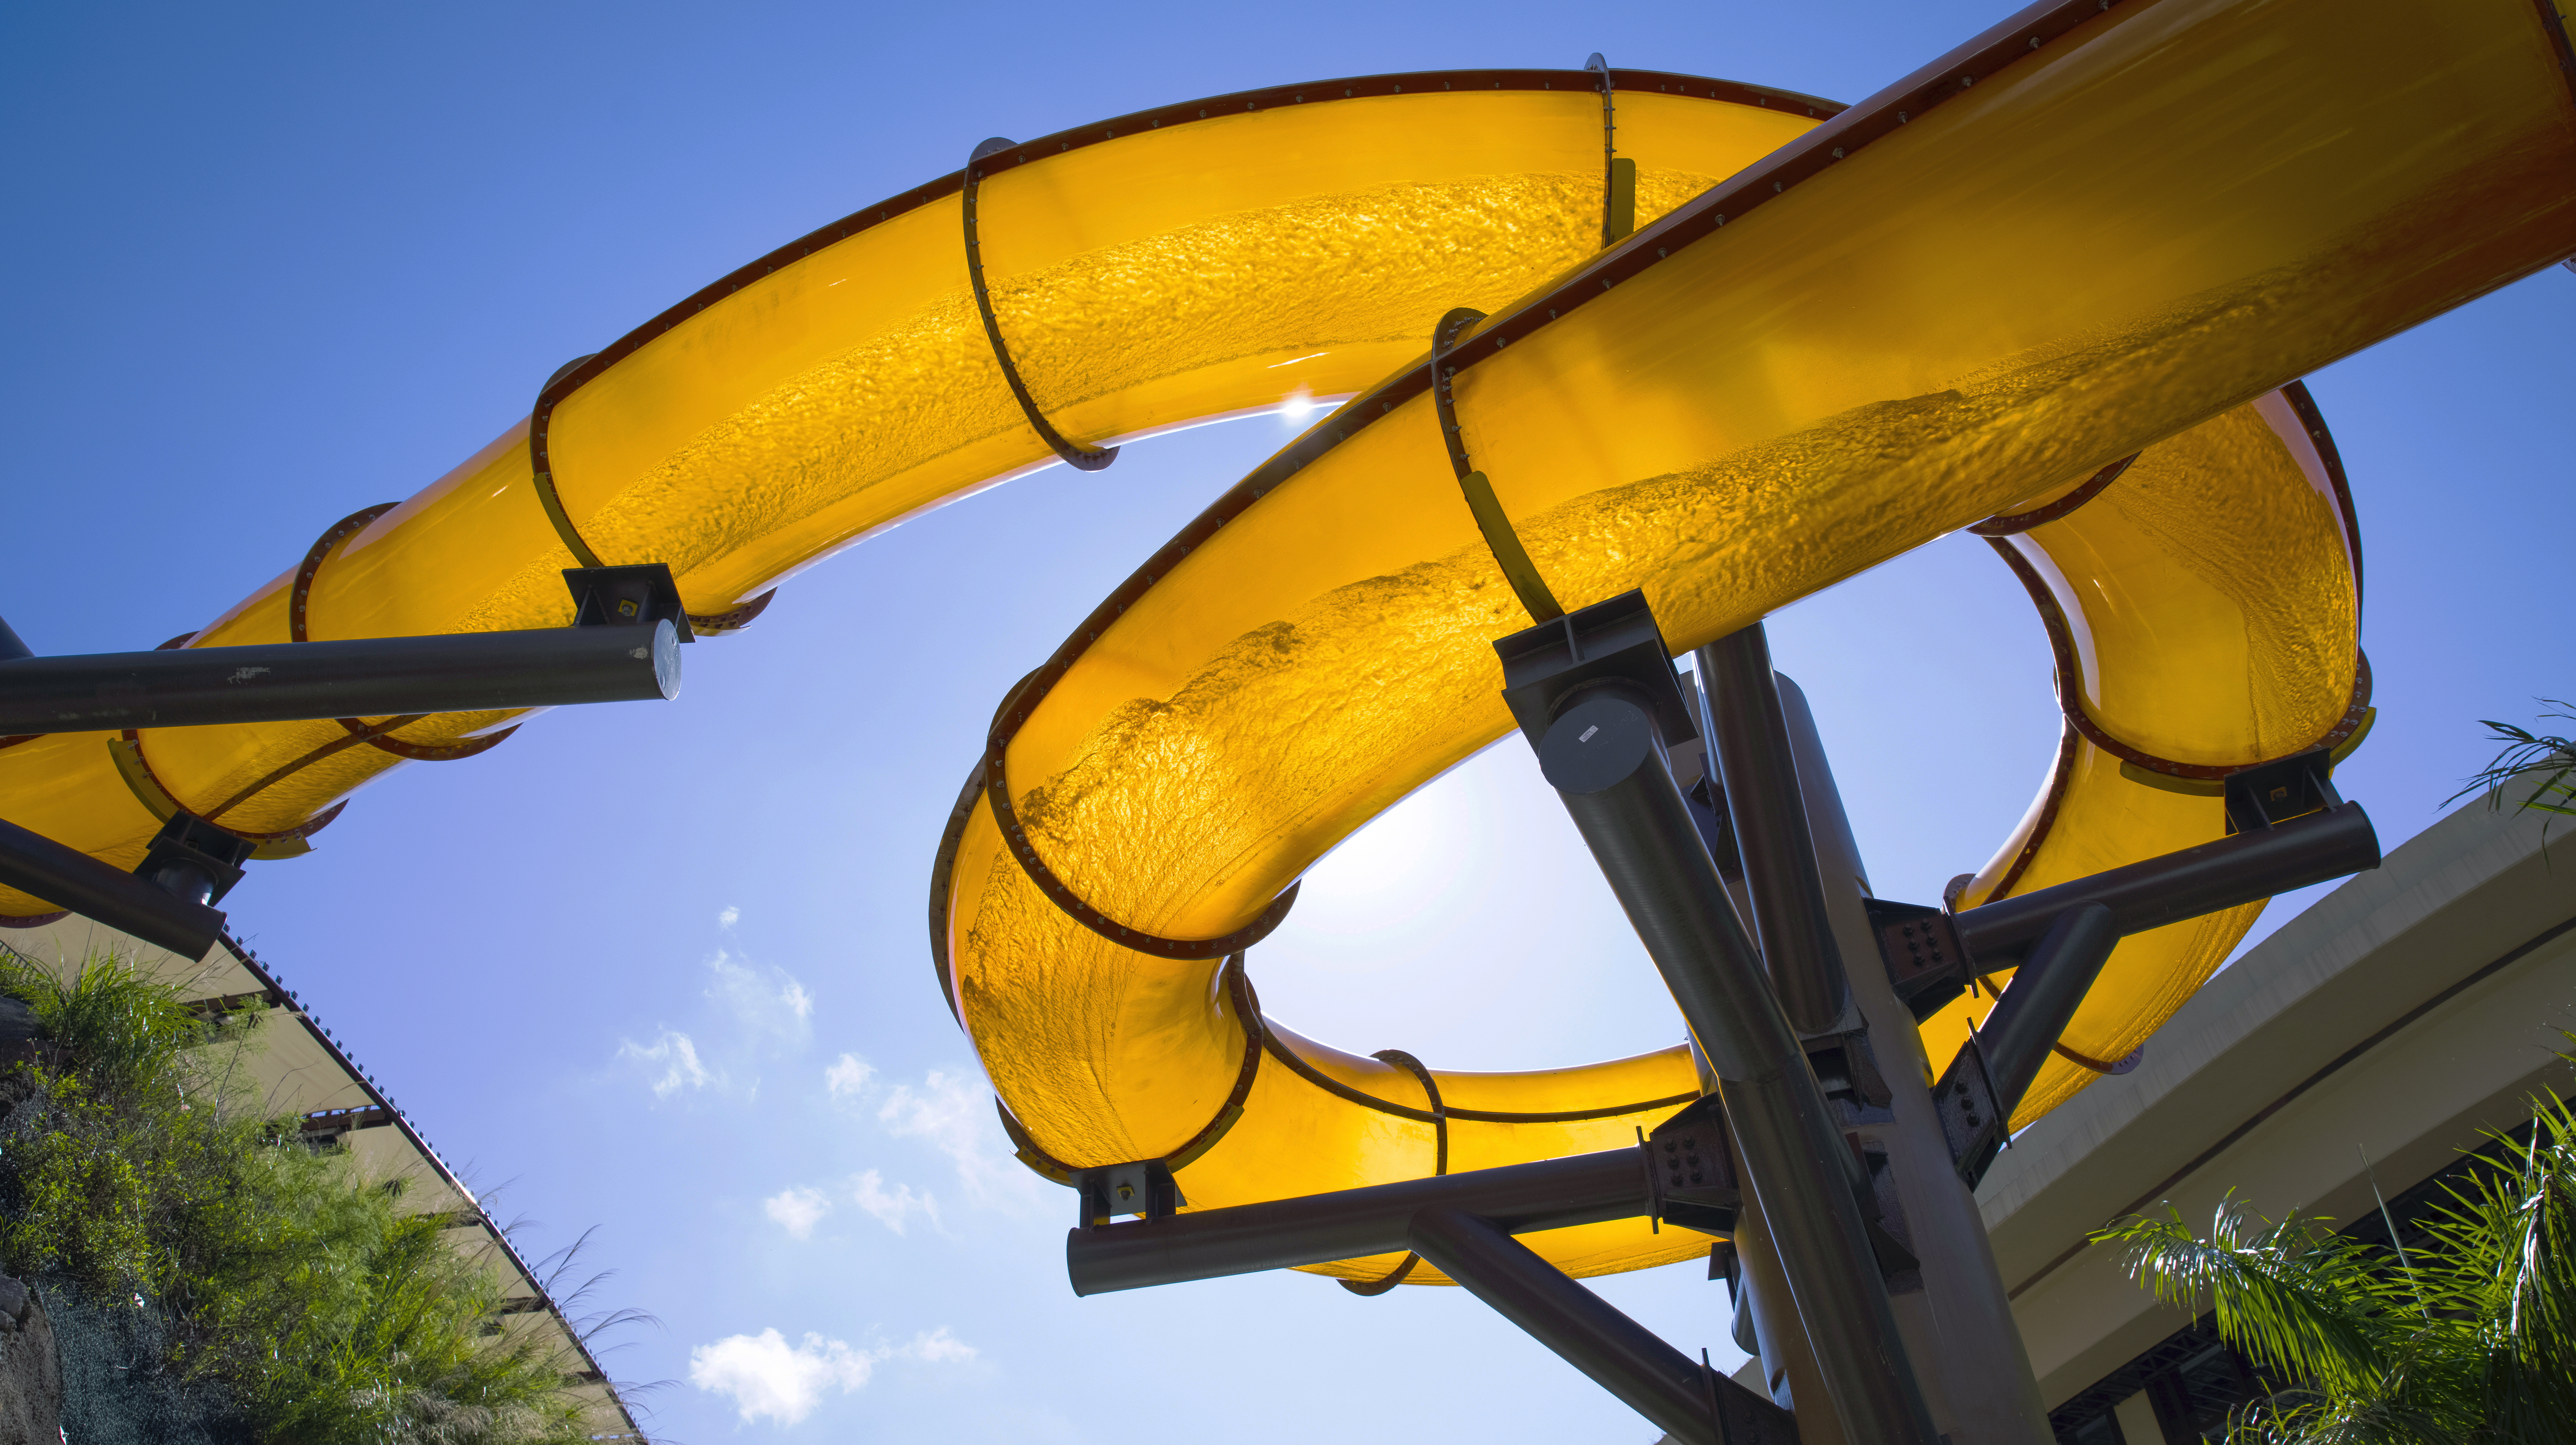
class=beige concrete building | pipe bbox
[1987,789,2576,1441]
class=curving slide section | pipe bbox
[6,0,2573,1291]
[0,69,1830,880]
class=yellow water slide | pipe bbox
[5,0,2572,1289]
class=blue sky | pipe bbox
[4,2,2569,1439]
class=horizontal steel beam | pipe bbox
[1952,801,2379,964]
[0,621,681,734]
[1065,1147,1648,1296]
[0,815,225,959]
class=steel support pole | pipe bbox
[1729,1178,1839,1425]
[1410,1207,1773,1445]
[1697,625,1847,1034]
[1533,687,1939,1445]
[1066,1146,1650,1295]
[1951,803,2379,963]
[0,621,682,734]
[1777,678,2055,1444]
[0,815,226,961]
[1976,902,2119,1115]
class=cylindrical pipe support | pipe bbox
[1066,1146,1649,1296]
[1977,901,2120,1115]
[0,815,225,960]
[1777,676,2055,1444]
[0,620,683,734]
[1697,624,1848,1034]
[1953,803,2379,962]
[1410,1206,1722,1445]
[1534,688,1939,1445]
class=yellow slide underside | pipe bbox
[7,0,2572,1286]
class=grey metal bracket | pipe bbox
[1646,1096,1740,1237]
[1930,1035,2008,1189]
[1802,1027,1894,1119]
[563,562,696,641]
[135,813,255,909]
[1706,1352,1799,1445]
[1864,898,1970,1023]
[1849,1137,1923,1287]
[1645,1091,1919,1285]
[1495,587,1698,748]
[1680,773,1745,880]
[2223,745,2340,834]
[1072,1159,1184,1230]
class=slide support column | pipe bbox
[1501,591,1941,1445]
[1776,678,2057,1443]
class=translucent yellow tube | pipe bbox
[944,0,2569,1284]
[5,0,2572,1289]
[0,76,1823,885]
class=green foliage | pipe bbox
[2449,700,2576,844]
[185,1159,594,1445]
[0,954,252,1297]
[2096,1087,2576,1444]
[1,1070,166,1294]
[0,949,615,1444]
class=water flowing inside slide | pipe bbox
[5,0,2572,1284]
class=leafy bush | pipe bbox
[0,950,619,1444]
[2096,1084,2576,1443]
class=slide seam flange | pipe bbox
[289,502,522,765]
[963,137,1119,473]
[524,355,780,636]
[1965,453,2136,536]
[994,958,1265,1182]
[1339,1047,1445,1295]
[1433,307,1566,624]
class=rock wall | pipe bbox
[0,1275,62,1445]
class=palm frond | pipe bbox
[2227,1383,2478,1445]
[2106,1075,2576,1443]
[2446,702,2576,846]
[2411,1087,2576,1441]
[2096,1195,2414,1395]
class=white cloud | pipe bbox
[706,948,813,1043]
[876,1069,1044,1210]
[824,1053,875,1100]
[689,1327,975,1426]
[763,1186,831,1241]
[850,1170,939,1235]
[718,905,741,929]
[616,1030,716,1098]
[688,1330,871,1426]
[902,1326,976,1365]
